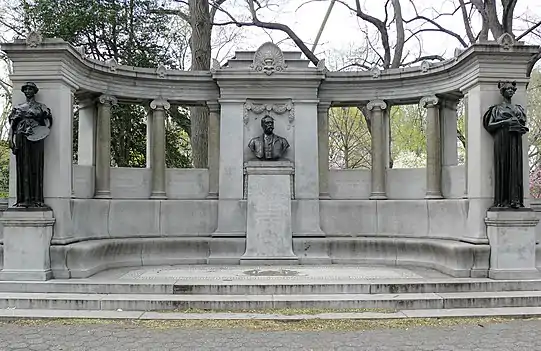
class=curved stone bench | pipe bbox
[49,236,491,279]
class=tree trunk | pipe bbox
[189,0,212,168]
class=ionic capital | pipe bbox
[420,95,439,108]
[367,100,387,111]
[98,94,118,106]
[150,99,171,111]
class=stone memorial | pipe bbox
[483,81,540,279]
[0,34,539,281]
[0,82,56,281]
[242,116,297,264]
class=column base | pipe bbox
[150,191,167,200]
[240,257,299,265]
[319,192,331,199]
[425,192,443,199]
[94,190,111,199]
[206,192,219,199]
[369,192,387,200]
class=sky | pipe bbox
[1,0,541,95]
[211,0,541,66]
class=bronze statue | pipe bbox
[248,115,289,160]
[483,81,528,209]
[9,82,53,208]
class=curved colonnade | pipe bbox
[0,36,539,278]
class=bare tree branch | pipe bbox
[457,0,476,43]
[391,0,404,68]
[402,55,446,66]
[517,19,541,41]
[404,15,469,48]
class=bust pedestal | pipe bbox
[241,160,298,265]
[0,208,55,281]
[485,209,540,280]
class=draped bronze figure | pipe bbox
[9,82,53,208]
[483,81,528,209]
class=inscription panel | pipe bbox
[244,173,295,258]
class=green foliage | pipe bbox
[0,140,9,196]
[528,69,541,197]
[390,104,426,168]
[21,0,193,168]
[166,107,192,168]
[328,107,371,169]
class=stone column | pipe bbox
[149,99,170,199]
[95,94,117,198]
[439,99,459,167]
[146,106,153,169]
[367,100,387,200]
[207,101,220,199]
[421,95,443,199]
[317,102,331,199]
[77,99,96,166]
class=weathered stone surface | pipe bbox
[243,161,296,263]
[0,209,55,281]
[486,210,540,279]
[108,200,160,237]
[377,200,428,236]
[1,317,541,350]
[160,200,217,236]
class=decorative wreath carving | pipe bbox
[244,101,294,129]
[26,31,43,47]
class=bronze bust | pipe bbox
[9,82,53,208]
[248,115,289,160]
[483,81,528,209]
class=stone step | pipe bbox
[1,280,541,295]
[1,291,541,311]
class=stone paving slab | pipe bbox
[1,318,541,351]
[118,265,428,282]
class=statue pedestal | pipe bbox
[241,161,298,265]
[0,209,55,281]
[485,209,540,280]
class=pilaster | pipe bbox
[207,101,220,199]
[317,102,331,199]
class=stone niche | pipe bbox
[242,100,295,163]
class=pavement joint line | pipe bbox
[0,308,541,321]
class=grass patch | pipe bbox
[161,307,398,315]
[1,317,537,332]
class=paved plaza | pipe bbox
[0,318,540,350]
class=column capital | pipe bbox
[317,102,331,112]
[150,99,170,111]
[367,100,387,111]
[98,94,118,106]
[207,101,220,113]
[439,98,459,110]
[420,95,439,108]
